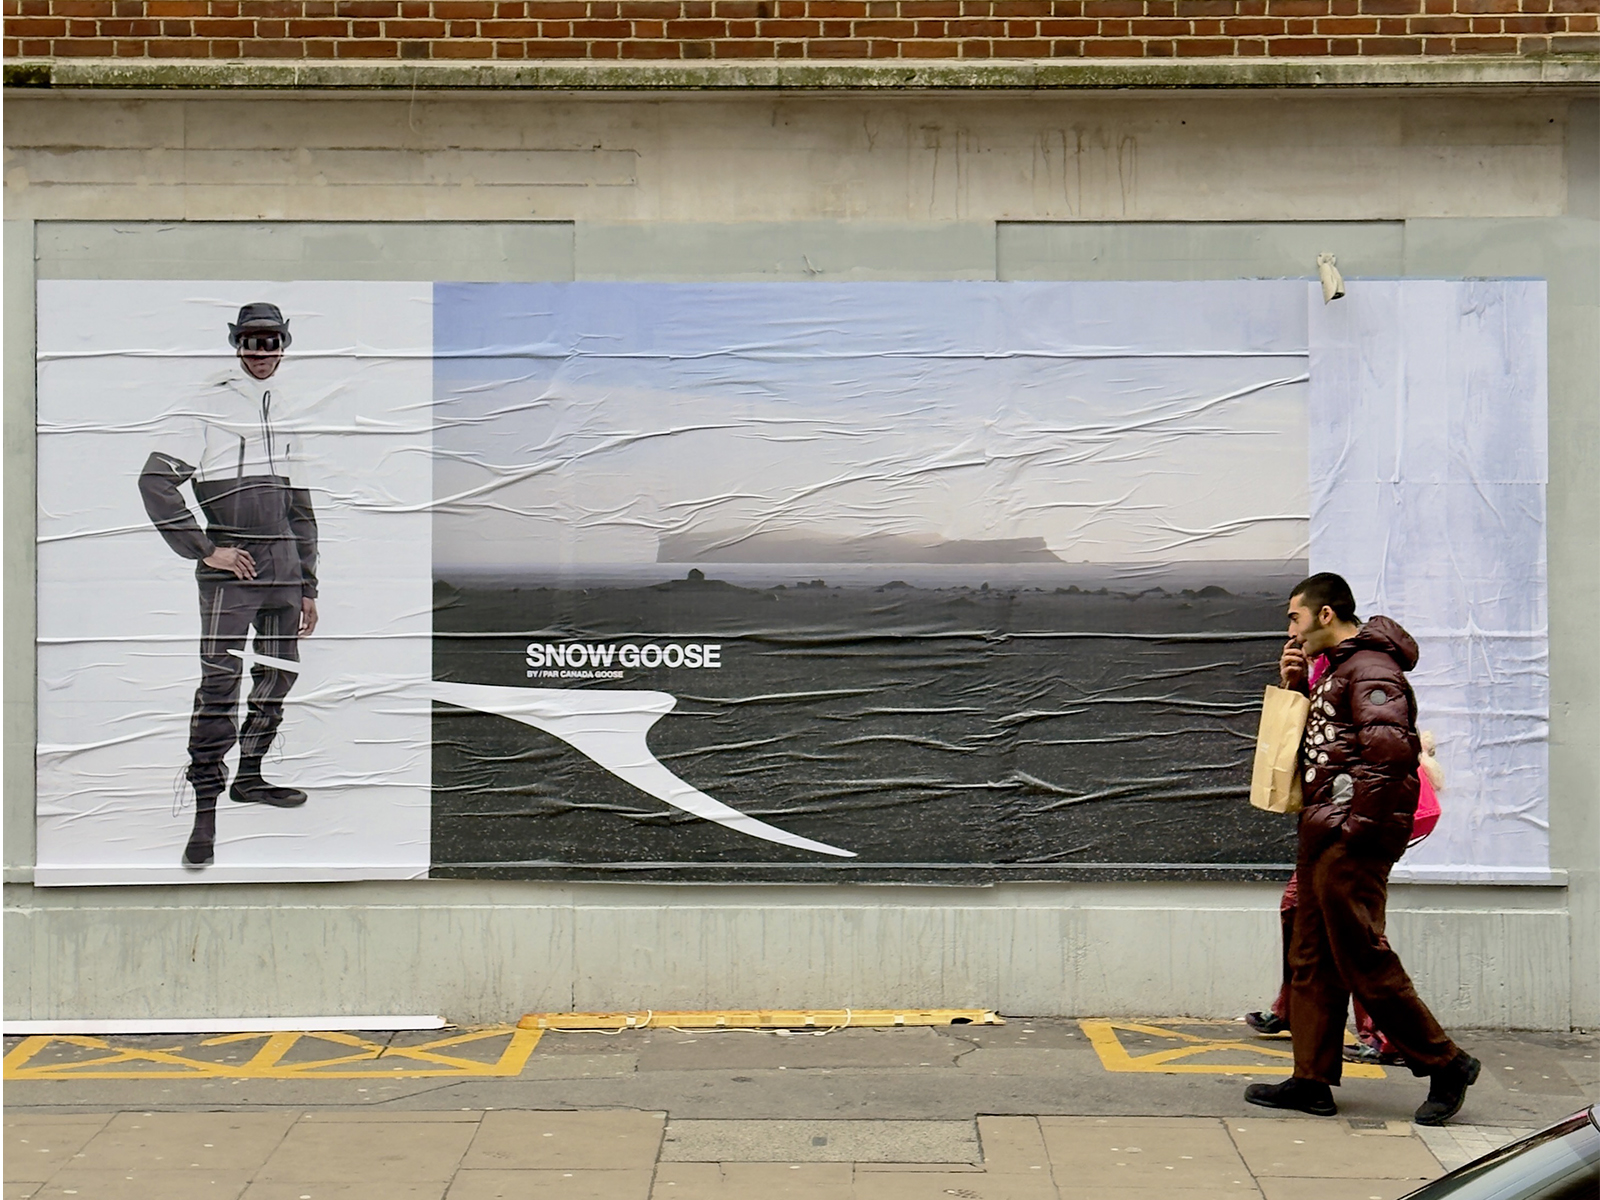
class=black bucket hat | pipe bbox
[227,302,292,349]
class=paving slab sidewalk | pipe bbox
[5,1021,1595,1198]
[4,1110,1482,1200]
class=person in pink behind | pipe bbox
[1244,647,1446,1064]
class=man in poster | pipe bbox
[139,303,318,868]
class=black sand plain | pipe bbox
[430,564,1303,882]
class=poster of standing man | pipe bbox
[35,281,433,884]
[138,302,321,866]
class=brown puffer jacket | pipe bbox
[1297,616,1422,863]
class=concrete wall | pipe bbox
[1,881,1574,1028]
[5,87,1596,1027]
[2,92,1574,223]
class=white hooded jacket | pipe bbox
[139,369,318,597]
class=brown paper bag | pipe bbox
[1250,685,1310,814]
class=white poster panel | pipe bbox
[30,278,1549,885]
[35,281,433,884]
[1309,280,1551,883]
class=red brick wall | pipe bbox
[6,0,1598,62]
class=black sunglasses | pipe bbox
[238,334,283,353]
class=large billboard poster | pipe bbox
[34,280,1549,885]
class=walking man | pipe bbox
[1245,572,1479,1125]
[139,302,318,868]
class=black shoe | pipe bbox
[182,834,214,868]
[229,775,307,808]
[1245,1011,1290,1036]
[182,823,214,867]
[1415,1052,1480,1126]
[182,800,216,868]
[1245,1077,1337,1116]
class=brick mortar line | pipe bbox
[8,31,1599,45]
[5,51,1599,83]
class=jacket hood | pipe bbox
[1331,615,1419,672]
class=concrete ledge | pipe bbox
[3,881,1572,1027]
[3,55,1599,93]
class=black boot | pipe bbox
[1245,1077,1337,1116]
[229,757,307,808]
[1415,1051,1480,1126]
[182,796,217,868]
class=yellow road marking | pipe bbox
[1080,1019,1385,1078]
[520,1008,1002,1031]
[3,1026,542,1081]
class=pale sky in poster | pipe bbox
[432,282,1311,570]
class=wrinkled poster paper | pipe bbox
[34,281,1548,885]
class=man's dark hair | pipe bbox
[1291,572,1359,624]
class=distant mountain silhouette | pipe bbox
[658,530,1065,564]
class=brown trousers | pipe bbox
[1288,841,1458,1084]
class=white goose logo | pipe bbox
[231,650,856,859]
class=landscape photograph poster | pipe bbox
[34,279,1549,885]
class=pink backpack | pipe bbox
[1307,655,1441,846]
[1412,735,1443,843]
